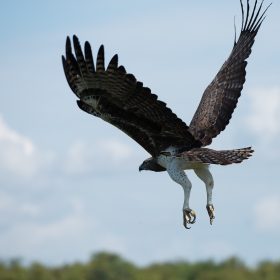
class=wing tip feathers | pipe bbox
[239,0,271,33]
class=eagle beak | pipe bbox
[139,163,144,172]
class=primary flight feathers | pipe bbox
[62,1,269,156]
[189,0,271,146]
[62,36,201,157]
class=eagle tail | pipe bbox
[178,147,254,165]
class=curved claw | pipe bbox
[183,209,196,229]
[206,204,215,225]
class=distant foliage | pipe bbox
[0,252,280,280]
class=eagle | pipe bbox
[62,0,270,229]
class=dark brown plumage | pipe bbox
[62,0,269,164]
[189,0,271,146]
[62,36,201,157]
[177,147,254,165]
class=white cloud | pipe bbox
[0,115,139,181]
[246,87,280,141]
[25,200,90,242]
[254,196,280,233]
[0,191,127,264]
[63,139,135,175]
[0,191,42,230]
[0,115,53,178]
[98,139,133,161]
[244,87,280,159]
[0,197,93,262]
[63,141,91,174]
[0,192,14,212]
[0,116,34,155]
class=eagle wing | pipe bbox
[189,0,270,146]
[62,36,201,156]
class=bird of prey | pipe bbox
[62,0,270,229]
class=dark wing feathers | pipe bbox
[96,45,105,72]
[63,36,201,156]
[189,0,270,146]
[76,99,162,155]
[177,147,253,165]
[84,41,95,73]
[107,54,118,72]
[63,1,269,155]
[118,65,126,74]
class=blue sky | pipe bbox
[0,0,280,266]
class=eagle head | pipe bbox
[139,157,166,172]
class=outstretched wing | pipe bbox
[62,36,201,156]
[189,0,270,146]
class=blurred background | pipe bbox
[0,0,279,276]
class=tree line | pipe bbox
[0,252,279,280]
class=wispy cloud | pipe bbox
[254,195,280,233]
[0,196,93,262]
[244,87,280,159]
[0,116,51,178]
[0,114,139,180]
[246,87,280,141]
[63,139,138,176]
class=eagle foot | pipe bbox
[206,204,215,225]
[183,208,196,229]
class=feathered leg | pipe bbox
[166,165,196,229]
[194,167,215,225]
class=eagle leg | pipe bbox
[166,164,196,229]
[183,208,196,229]
[194,167,215,225]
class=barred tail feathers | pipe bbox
[179,147,254,165]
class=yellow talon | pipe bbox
[206,204,215,225]
[183,209,196,229]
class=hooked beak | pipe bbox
[139,163,144,172]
